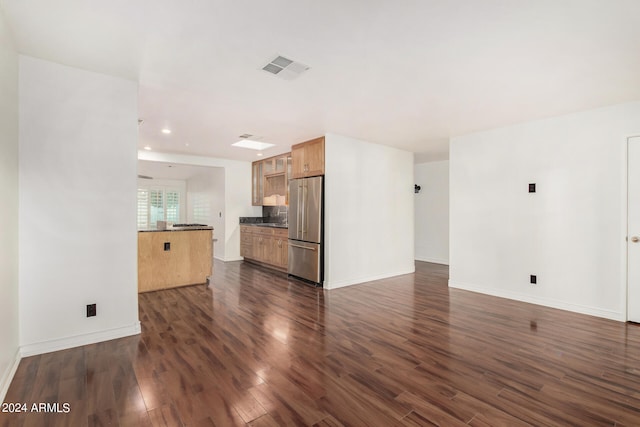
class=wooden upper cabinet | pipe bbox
[291,144,305,178]
[263,155,287,176]
[251,161,263,206]
[291,136,324,178]
[252,152,291,206]
[304,137,325,176]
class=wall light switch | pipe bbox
[529,183,536,193]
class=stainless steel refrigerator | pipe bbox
[288,176,323,285]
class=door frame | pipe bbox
[625,135,640,321]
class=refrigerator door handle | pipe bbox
[302,181,307,239]
[289,243,316,251]
[297,182,303,240]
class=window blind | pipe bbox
[137,189,149,229]
[137,186,183,229]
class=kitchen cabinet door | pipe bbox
[240,226,253,258]
[291,137,324,178]
[291,144,305,178]
[304,137,325,177]
[252,161,263,206]
[274,236,288,268]
[240,226,288,270]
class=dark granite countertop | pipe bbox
[240,223,288,229]
[139,226,213,233]
[239,216,287,229]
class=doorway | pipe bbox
[627,136,640,322]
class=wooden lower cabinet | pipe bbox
[138,229,213,293]
[240,226,288,271]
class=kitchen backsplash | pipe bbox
[239,205,288,225]
[263,205,288,224]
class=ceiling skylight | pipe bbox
[232,140,275,151]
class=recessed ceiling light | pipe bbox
[161,128,171,134]
[144,146,152,151]
[185,143,189,147]
[232,139,275,151]
[257,153,263,157]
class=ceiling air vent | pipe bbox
[261,55,310,81]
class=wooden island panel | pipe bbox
[138,229,213,293]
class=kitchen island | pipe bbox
[138,226,213,293]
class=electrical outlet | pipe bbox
[530,275,537,284]
[529,183,536,193]
[86,304,96,317]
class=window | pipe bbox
[149,189,165,225]
[137,189,150,229]
[137,186,183,229]
[165,190,180,222]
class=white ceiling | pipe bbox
[138,160,220,181]
[3,0,640,162]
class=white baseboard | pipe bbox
[223,256,244,262]
[448,280,624,321]
[20,322,141,357]
[0,348,21,403]
[415,256,449,265]
[325,267,416,290]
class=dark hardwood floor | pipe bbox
[3,260,640,426]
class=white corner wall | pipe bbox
[414,160,449,265]
[19,56,140,355]
[450,101,640,321]
[138,151,260,261]
[187,168,226,260]
[324,133,415,289]
[0,9,20,401]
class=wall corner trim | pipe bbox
[415,257,449,266]
[0,348,22,403]
[325,268,416,290]
[20,322,141,358]
[448,280,624,321]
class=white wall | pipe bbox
[324,133,415,289]
[0,9,20,401]
[138,150,260,261]
[414,160,449,265]
[19,56,140,355]
[450,101,640,321]
[187,168,226,260]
